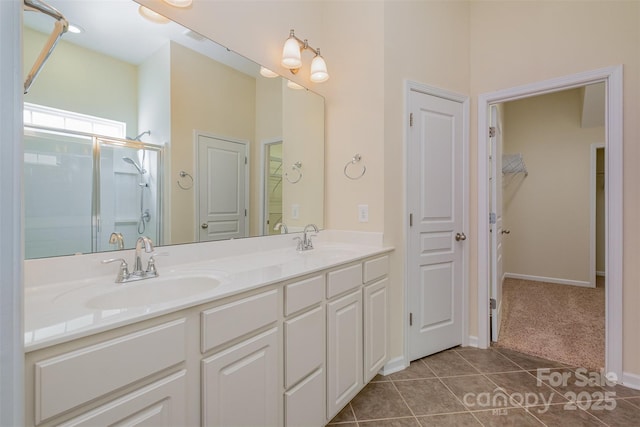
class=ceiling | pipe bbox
[23,0,260,77]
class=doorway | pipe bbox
[477,66,623,379]
[489,87,606,368]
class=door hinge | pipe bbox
[409,113,413,127]
[244,209,247,217]
[489,212,496,225]
[489,126,496,138]
[245,156,247,165]
[490,298,497,310]
[409,312,413,326]
[409,213,413,227]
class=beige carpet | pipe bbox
[496,277,605,370]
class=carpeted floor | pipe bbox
[496,277,605,370]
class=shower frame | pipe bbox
[24,124,164,255]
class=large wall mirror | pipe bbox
[23,0,325,259]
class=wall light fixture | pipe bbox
[281,29,329,83]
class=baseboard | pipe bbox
[380,356,406,376]
[467,336,478,348]
[597,271,606,277]
[622,371,640,391]
[504,273,592,288]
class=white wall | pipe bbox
[501,89,605,285]
[23,27,138,133]
[97,0,640,378]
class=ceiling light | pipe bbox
[138,6,170,24]
[163,0,193,7]
[281,29,329,83]
[260,67,279,78]
[67,23,84,34]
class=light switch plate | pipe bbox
[291,204,300,220]
[358,204,369,223]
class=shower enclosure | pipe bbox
[24,126,163,258]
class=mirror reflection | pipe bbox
[22,0,325,259]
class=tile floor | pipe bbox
[328,347,640,426]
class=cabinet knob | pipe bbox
[201,223,209,229]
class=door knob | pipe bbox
[201,223,209,229]
[501,229,510,235]
[455,232,467,241]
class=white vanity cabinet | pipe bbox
[25,250,392,427]
[201,289,280,427]
[283,275,325,427]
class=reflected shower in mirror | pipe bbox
[22,0,325,259]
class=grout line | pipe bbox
[388,377,419,422]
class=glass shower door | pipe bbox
[23,129,94,258]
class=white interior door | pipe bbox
[197,134,247,242]
[407,87,465,361]
[490,104,504,342]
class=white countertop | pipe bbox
[24,232,393,352]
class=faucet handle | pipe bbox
[146,252,168,275]
[306,234,317,249]
[102,258,130,283]
[293,236,303,251]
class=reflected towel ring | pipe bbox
[285,162,303,184]
[177,170,193,190]
[344,154,366,180]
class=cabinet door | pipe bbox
[202,328,279,427]
[326,289,362,420]
[285,306,324,388]
[364,278,389,383]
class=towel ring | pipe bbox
[344,154,366,180]
[285,162,303,184]
[177,170,193,190]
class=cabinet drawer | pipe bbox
[35,319,186,424]
[284,368,325,427]
[58,370,187,427]
[284,275,324,316]
[327,264,362,299]
[201,289,278,353]
[363,255,389,283]
[284,306,324,388]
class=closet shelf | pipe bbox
[502,153,528,176]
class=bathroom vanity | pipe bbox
[24,232,392,426]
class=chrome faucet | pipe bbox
[133,236,154,275]
[274,222,288,234]
[108,232,125,250]
[102,236,160,283]
[297,224,318,251]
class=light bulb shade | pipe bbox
[287,80,304,90]
[138,6,170,24]
[281,37,302,69]
[259,67,279,78]
[162,0,193,7]
[310,54,329,83]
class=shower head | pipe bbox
[128,130,151,141]
[123,156,146,174]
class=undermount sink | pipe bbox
[86,275,221,310]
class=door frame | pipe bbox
[194,130,250,241]
[404,80,470,367]
[259,137,283,236]
[477,66,623,380]
[590,143,605,286]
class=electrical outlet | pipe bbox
[358,204,369,223]
[291,204,300,220]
